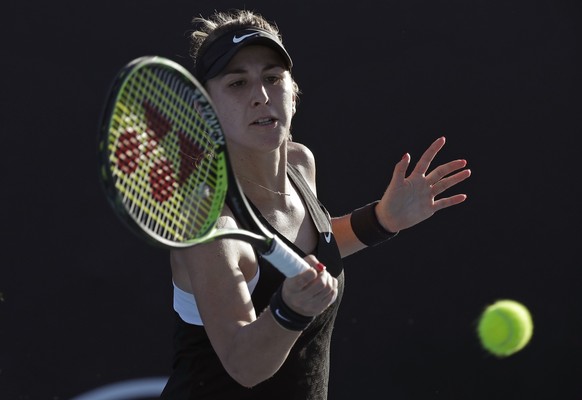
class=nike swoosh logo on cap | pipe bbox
[232,32,260,43]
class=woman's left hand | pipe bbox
[376,136,472,233]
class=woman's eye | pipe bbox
[229,80,244,87]
[266,76,281,84]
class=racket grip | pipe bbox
[262,236,311,277]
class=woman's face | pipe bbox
[205,45,296,155]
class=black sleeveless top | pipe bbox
[160,165,345,400]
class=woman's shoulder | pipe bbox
[287,141,316,186]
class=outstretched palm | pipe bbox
[376,137,471,232]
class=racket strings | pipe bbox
[158,70,224,240]
[108,64,226,243]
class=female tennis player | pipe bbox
[160,9,471,400]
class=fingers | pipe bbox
[412,136,446,176]
[426,159,469,186]
[306,266,338,304]
[431,166,471,196]
[290,255,324,286]
[292,256,336,297]
[283,256,338,316]
[430,161,471,211]
[434,193,468,211]
[412,138,470,198]
[391,152,411,183]
[304,254,325,273]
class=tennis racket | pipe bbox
[98,56,310,278]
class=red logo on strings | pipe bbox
[114,101,204,203]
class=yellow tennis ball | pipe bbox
[477,299,533,357]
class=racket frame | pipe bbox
[97,57,308,276]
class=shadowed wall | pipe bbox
[2,0,580,398]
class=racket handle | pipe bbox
[262,236,312,277]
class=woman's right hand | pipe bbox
[281,255,338,317]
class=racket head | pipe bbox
[98,56,228,248]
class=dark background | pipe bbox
[2,0,581,399]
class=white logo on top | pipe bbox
[324,231,332,244]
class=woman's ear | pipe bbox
[291,80,299,115]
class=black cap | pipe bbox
[194,27,293,82]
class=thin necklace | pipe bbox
[239,176,291,197]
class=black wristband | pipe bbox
[350,201,398,247]
[269,285,314,331]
